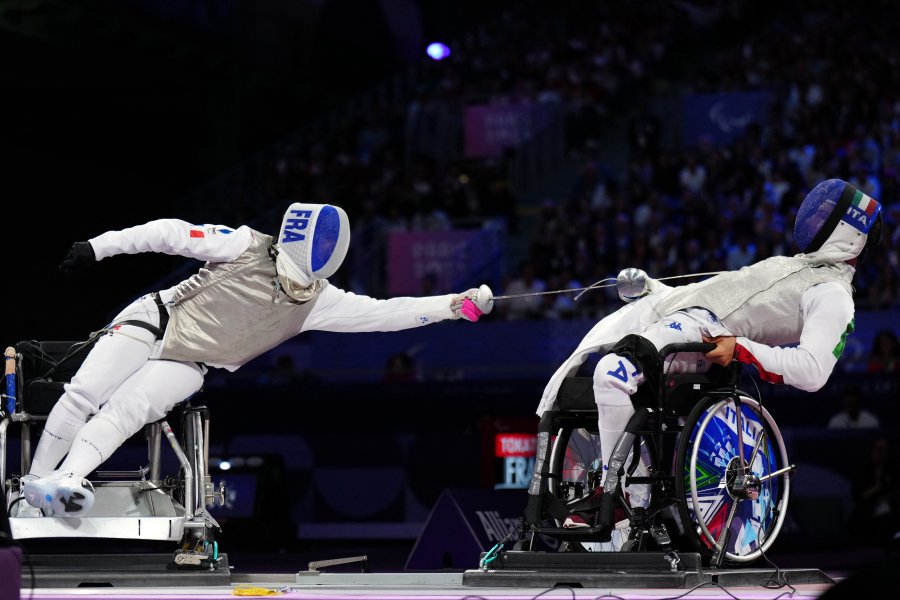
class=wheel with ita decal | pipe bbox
[675,392,791,565]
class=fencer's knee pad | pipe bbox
[595,353,644,397]
[608,334,662,407]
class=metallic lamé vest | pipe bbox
[159,230,324,366]
[648,255,854,346]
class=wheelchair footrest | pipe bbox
[481,550,703,571]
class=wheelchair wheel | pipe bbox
[546,426,601,551]
[675,393,790,565]
[547,426,603,509]
[546,425,652,552]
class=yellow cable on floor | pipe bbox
[233,586,284,596]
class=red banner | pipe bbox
[495,433,537,458]
[387,230,476,296]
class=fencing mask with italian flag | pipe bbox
[794,178,882,261]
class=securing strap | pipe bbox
[117,293,169,341]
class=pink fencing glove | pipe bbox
[452,284,494,322]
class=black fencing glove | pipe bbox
[59,241,97,272]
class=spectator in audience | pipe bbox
[827,386,881,430]
[867,329,900,374]
[382,351,418,383]
[725,224,758,271]
[257,354,317,386]
[849,437,900,545]
[678,153,707,194]
[501,261,547,320]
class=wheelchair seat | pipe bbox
[1,340,224,567]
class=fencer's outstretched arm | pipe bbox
[303,283,494,332]
[718,282,854,392]
[72,219,255,267]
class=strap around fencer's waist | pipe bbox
[152,292,169,337]
[117,292,169,341]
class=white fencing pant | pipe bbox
[29,295,205,479]
[592,309,722,485]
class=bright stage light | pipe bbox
[426,42,450,61]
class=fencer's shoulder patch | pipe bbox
[189,225,233,238]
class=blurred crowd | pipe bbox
[503,0,900,320]
[184,0,899,319]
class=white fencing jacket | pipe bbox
[537,238,858,416]
[90,219,459,371]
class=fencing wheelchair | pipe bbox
[2,340,225,568]
[516,341,794,567]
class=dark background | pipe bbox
[0,0,508,343]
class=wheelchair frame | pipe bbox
[1,340,224,568]
[517,342,793,567]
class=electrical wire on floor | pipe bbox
[462,579,799,600]
[479,519,527,571]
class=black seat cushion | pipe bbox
[15,340,95,415]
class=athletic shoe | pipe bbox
[563,513,590,528]
[23,471,95,517]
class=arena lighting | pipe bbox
[426,42,450,60]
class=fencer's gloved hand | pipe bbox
[452,284,494,322]
[616,268,651,303]
[59,241,97,273]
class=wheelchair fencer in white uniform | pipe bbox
[3,202,494,555]
[527,178,883,560]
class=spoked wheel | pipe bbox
[546,426,602,551]
[548,426,603,507]
[675,393,791,565]
[546,425,652,552]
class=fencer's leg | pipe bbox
[28,324,157,477]
[593,353,645,485]
[641,312,710,374]
[57,359,205,478]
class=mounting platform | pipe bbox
[19,553,231,588]
[462,551,835,589]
